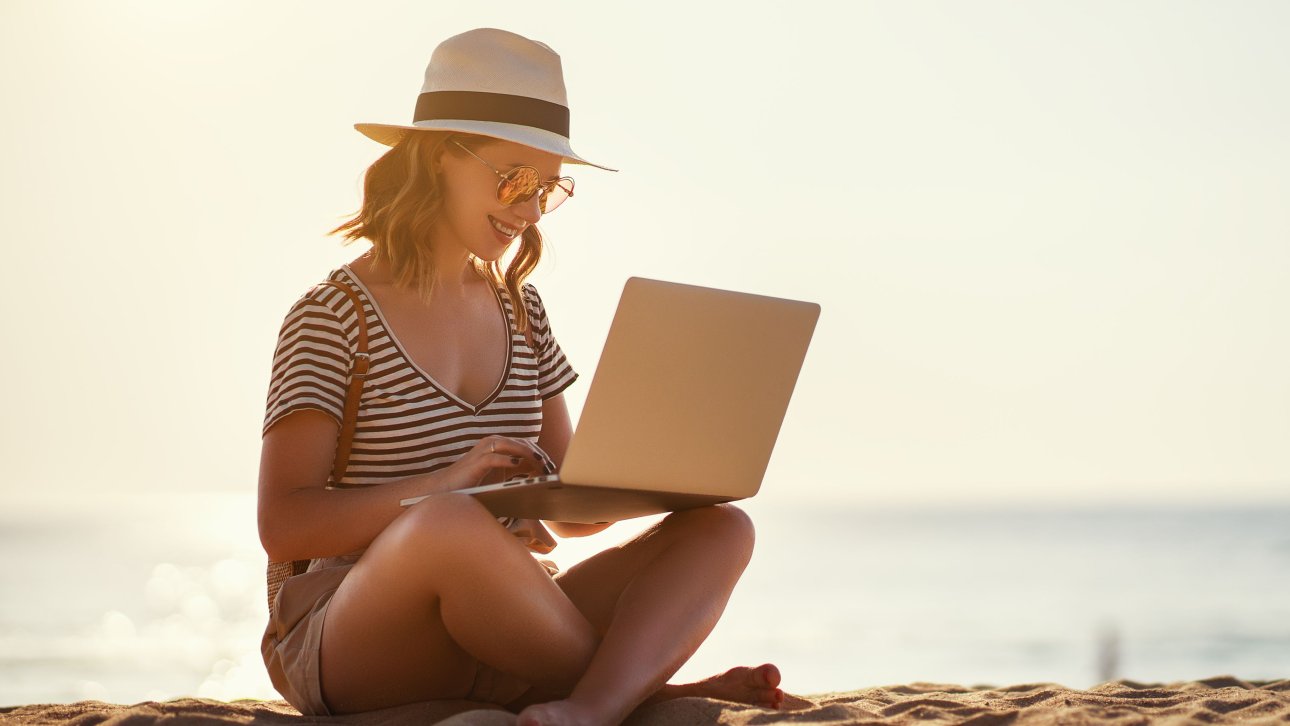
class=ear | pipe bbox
[428,142,449,175]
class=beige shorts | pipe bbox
[261,555,553,716]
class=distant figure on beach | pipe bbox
[255,29,783,726]
[1096,620,1121,683]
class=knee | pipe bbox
[394,493,506,546]
[666,502,755,562]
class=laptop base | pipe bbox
[464,480,738,524]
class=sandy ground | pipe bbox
[3,675,1286,725]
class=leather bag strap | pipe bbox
[315,280,369,486]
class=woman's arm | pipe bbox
[257,409,536,562]
[257,410,448,561]
[537,393,613,538]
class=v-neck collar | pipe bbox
[339,265,514,416]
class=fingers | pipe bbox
[468,437,552,489]
[480,436,548,466]
[488,452,543,474]
[475,441,544,484]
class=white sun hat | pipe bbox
[355,28,616,172]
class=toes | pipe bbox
[516,703,555,726]
[757,687,784,709]
[756,663,782,688]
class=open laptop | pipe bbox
[399,277,820,523]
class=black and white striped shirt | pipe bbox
[263,265,577,486]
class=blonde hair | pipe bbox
[330,130,544,335]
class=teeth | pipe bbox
[489,217,519,237]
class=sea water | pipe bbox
[1,492,1286,706]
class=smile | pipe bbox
[489,216,520,238]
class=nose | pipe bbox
[513,191,543,225]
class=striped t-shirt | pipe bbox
[263,265,578,487]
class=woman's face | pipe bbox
[434,138,565,263]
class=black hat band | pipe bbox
[413,90,570,137]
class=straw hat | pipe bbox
[355,28,616,172]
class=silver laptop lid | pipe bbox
[559,277,819,498]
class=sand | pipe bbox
[2,676,1286,725]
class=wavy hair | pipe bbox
[330,130,544,335]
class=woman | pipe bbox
[257,28,784,725]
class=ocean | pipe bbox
[1,492,1287,706]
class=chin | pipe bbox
[471,250,508,265]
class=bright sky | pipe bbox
[1,0,1287,508]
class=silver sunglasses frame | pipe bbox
[450,139,575,212]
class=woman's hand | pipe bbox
[444,436,551,491]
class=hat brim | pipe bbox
[354,120,617,172]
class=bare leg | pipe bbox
[319,494,602,713]
[318,496,775,719]
[514,503,757,726]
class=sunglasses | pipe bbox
[451,139,575,214]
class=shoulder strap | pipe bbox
[264,278,371,616]
[315,280,369,486]
[517,284,537,351]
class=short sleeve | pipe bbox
[262,293,351,436]
[522,283,578,400]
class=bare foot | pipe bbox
[515,698,613,726]
[685,663,784,709]
[512,663,787,722]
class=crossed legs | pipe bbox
[317,494,771,724]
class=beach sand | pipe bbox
[3,676,1287,725]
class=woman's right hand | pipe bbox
[444,436,549,491]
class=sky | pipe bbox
[0,0,1287,509]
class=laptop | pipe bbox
[399,276,820,523]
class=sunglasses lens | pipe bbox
[540,178,574,213]
[497,166,542,205]
[496,167,573,213]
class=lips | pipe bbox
[488,215,520,238]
